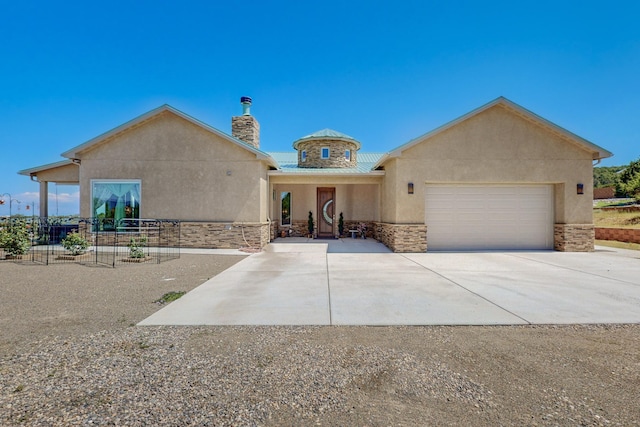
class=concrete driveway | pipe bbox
[139,239,640,326]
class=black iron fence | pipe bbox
[0,217,180,267]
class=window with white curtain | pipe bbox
[91,180,141,228]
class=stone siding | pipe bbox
[342,220,375,238]
[231,115,260,149]
[275,220,315,238]
[181,221,269,249]
[554,224,594,252]
[374,222,427,253]
[595,227,640,244]
[296,139,358,168]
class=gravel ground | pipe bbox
[1,255,639,426]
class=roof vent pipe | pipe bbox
[240,96,252,116]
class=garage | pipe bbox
[425,185,554,251]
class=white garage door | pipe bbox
[425,185,554,251]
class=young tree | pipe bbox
[616,157,640,199]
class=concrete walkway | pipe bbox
[139,239,640,326]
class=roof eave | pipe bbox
[384,96,613,162]
[61,104,275,163]
[18,159,76,176]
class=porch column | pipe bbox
[39,181,48,218]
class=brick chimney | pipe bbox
[231,96,260,149]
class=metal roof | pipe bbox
[268,152,384,174]
[292,128,361,150]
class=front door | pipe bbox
[317,187,335,238]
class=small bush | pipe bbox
[128,236,147,258]
[0,220,31,256]
[61,231,89,255]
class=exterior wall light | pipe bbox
[577,183,584,195]
[408,182,414,194]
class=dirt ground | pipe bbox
[1,254,639,426]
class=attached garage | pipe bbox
[425,185,554,251]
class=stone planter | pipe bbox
[56,253,92,261]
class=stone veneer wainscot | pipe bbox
[554,224,594,252]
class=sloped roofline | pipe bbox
[60,104,278,167]
[18,159,76,176]
[374,97,613,169]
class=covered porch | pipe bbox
[268,173,383,240]
[18,160,79,218]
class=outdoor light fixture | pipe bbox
[577,183,584,195]
[408,182,414,194]
[0,193,16,218]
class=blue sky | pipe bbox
[1,0,639,215]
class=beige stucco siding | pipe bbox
[381,105,594,224]
[77,111,269,222]
[380,160,399,223]
[33,163,79,183]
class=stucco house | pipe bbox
[19,96,612,252]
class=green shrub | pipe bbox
[61,231,89,255]
[0,220,31,256]
[308,211,314,236]
[128,236,147,258]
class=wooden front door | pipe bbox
[317,187,335,238]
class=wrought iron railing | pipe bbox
[0,217,180,267]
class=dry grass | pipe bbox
[593,209,640,229]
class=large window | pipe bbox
[281,191,291,226]
[92,180,141,229]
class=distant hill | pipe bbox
[594,165,625,189]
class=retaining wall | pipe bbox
[595,227,640,244]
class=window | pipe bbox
[345,149,351,161]
[321,147,330,159]
[301,150,307,162]
[281,192,291,226]
[92,180,141,230]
